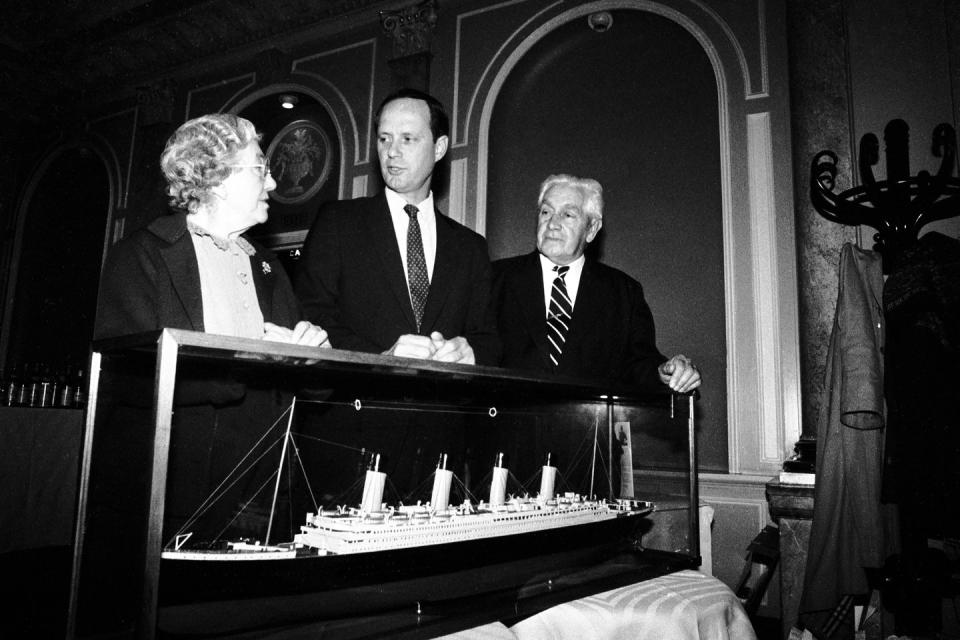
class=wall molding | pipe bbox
[87,108,138,211]
[747,112,800,466]
[185,73,256,122]
[292,39,378,167]
[449,157,469,225]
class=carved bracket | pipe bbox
[380,0,438,60]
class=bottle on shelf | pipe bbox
[23,362,40,408]
[59,363,75,408]
[73,367,87,409]
[38,362,54,408]
[9,363,25,406]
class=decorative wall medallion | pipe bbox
[266,119,332,205]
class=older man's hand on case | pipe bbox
[263,321,330,348]
[429,332,475,364]
[658,354,701,393]
[383,334,439,359]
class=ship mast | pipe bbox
[589,414,599,498]
[265,396,297,546]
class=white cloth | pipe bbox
[437,570,756,640]
[386,187,437,281]
[539,253,585,317]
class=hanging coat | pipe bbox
[800,243,894,622]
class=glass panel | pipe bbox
[70,331,696,638]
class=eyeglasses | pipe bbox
[230,164,272,179]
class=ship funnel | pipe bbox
[431,454,453,512]
[361,453,386,513]
[489,452,508,506]
[539,453,557,503]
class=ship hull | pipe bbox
[158,510,650,635]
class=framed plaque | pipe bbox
[266,119,333,205]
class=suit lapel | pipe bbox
[564,259,601,356]
[153,215,205,331]
[419,212,457,333]
[515,251,552,362]
[366,194,418,331]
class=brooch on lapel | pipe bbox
[261,261,272,275]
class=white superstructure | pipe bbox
[293,454,648,556]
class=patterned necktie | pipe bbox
[546,265,572,367]
[404,204,429,331]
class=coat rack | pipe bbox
[810,119,960,273]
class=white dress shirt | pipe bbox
[539,253,585,317]
[385,187,437,282]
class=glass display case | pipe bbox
[67,330,698,639]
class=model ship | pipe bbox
[157,399,654,634]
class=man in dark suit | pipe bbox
[493,174,700,392]
[296,89,500,365]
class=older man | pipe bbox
[492,174,700,392]
[296,88,499,365]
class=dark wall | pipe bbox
[485,10,727,471]
[124,122,176,237]
[5,148,109,373]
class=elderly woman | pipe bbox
[95,113,327,347]
[90,114,329,551]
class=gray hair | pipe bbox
[159,114,260,214]
[537,174,604,219]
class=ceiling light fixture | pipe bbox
[587,11,613,33]
[279,94,298,109]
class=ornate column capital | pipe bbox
[379,0,438,60]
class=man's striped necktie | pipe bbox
[546,265,572,367]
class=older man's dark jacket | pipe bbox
[492,250,666,388]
